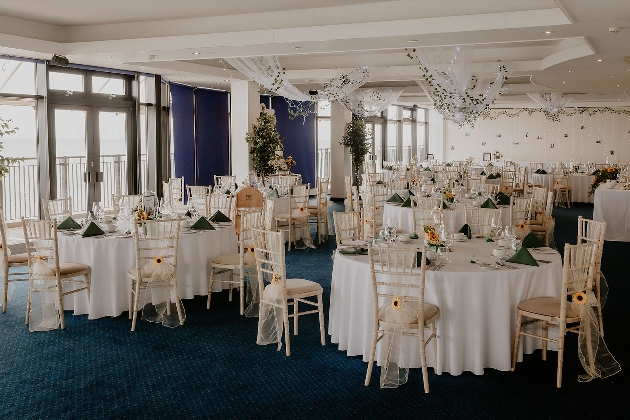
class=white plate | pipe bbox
[181,229,199,234]
[213,221,232,225]
[341,240,367,247]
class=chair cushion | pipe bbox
[285,278,322,296]
[518,297,579,320]
[211,253,240,267]
[58,262,90,276]
[8,253,28,264]
[378,302,438,325]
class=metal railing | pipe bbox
[2,153,147,222]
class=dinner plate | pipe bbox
[341,240,367,247]
[181,229,199,234]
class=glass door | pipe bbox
[51,105,130,214]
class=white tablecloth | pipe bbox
[530,173,554,190]
[593,185,630,241]
[383,202,510,234]
[58,226,238,319]
[329,239,562,375]
[569,174,594,203]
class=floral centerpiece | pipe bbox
[284,155,297,172]
[588,166,618,196]
[443,188,454,203]
[423,224,443,251]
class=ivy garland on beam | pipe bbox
[478,107,630,122]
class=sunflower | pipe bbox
[153,256,163,265]
[503,185,510,191]
[392,297,403,310]
[298,206,305,213]
[364,218,371,225]
[607,167,616,173]
[537,210,543,217]
[517,223,527,230]
[271,273,280,283]
[247,246,255,255]
[321,202,327,208]
[573,291,587,304]
[0,243,4,250]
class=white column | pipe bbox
[230,80,260,184]
[330,101,352,199]
[428,108,445,162]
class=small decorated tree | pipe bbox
[245,105,284,182]
[0,117,20,178]
[340,115,372,185]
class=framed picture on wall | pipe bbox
[483,153,492,161]
[426,154,434,160]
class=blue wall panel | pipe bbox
[271,97,316,188]
[170,83,196,186]
[196,88,230,186]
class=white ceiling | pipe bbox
[0,0,628,107]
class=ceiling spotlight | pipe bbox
[224,79,230,82]
[562,81,566,84]
[597,59,603,62]
[567,70,572,73]
[408,39,418,43]
[193,52,200,55]
[294,46,301,50]
[543,30,552,34]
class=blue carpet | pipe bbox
[0,202,627,419]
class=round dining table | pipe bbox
[328,238,562,375]
[382,200,511,235]
[593,184,630,241]
[569,173,594,203]
[57,224,238,319]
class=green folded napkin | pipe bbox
[58,216,81,230]
[538,170,547,174]
[480,198,497,209]
[494,192,510,205]
[480,171,486,176]
[224,189,231,195]
[486,237,494,242]
[191,217,216,230]
[401,197,412,207]
[486,173,496,179]
[410,233,419,239]
[445,163,452,167]
[376,180,384,184]
[185,210,192,218]
[534,169,541,174]
[416,252,431,267]
[442,201,449,209]
[235,183,239,191]
[494,173,501,178]
[82,222,105,238]
[402,189,415,199]
[339,247,368,255]
[521,232,546,248]
[269,189,279,198]
[458,224,472,239]
[507,247,539,266]
[424,167,431,171]
[408,190,415,197]
[386,193,404,203]
[430,177,435,182]
[210,210,231,223]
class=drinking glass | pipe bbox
[92,202,104,221]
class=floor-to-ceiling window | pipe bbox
[316,101,331,180]
[47,66,136,213]
[0,57,39,221]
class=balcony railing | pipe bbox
[2,154,147,222]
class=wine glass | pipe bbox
[442,230,454,263]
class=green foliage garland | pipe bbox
[478,107,630,122]
[0,117,20,178]
[245,106,284,181]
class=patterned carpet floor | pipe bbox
[0,201,627,419]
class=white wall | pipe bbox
[442,109,630,164]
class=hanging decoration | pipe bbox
[477,107,630,121]
[407,45,508,127]
[225,56,369,119]
[527,93,574,121]
[338,87,404,117]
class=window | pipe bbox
[316,101,331,180]
[91,76,125,95]
[49,71,84,92]
[0,59,36,95]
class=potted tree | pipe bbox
[340,115,372,186]
[0,117,19,179]
[245,105,284,184]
